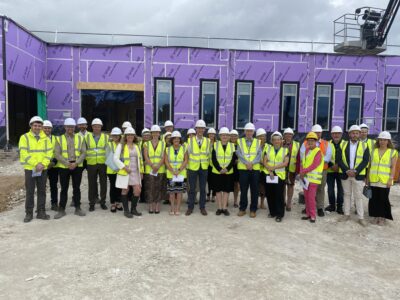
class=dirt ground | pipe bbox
[0,162,400,299]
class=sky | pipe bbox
[0,0,399,53]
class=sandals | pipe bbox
[110,205,117,213]
[116,205,123,211]
[174,211,180,216]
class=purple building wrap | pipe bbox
[1,17,400,138]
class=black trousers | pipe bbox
[47,167,59,205]
[265,177,285,218]
[107,174,121,204]
[25,170,47,213]
[59,167,83,209]
[87,164,107,205]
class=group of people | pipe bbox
[19,116,398,226]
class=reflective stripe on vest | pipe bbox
[237,138,260,171]
[187,137,211,170]
[339,141,367,175]
[327,140,345,173]
[85,133,107,165]
[369,148,397,185]
[144,140,166,174]
[166,145,187,179]
[56,134,83,168]
[302,147,324,184]
[264,146,288,180]
[211,141,234,175]
[288,141,299,173]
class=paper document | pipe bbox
[300,178,309,190]
[266,176,279,184]
[150,171,158,177]
[172,175,184,182]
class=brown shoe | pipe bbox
[200,208,208,216]
[185,209,193,216]
[250,211,256,218]
[237,210,246,217]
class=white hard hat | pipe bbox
[91,118,103,126]
[219,127,230,135]
[77,117,87,125]
[283,128,294,135]
[195,120,206,128]
[244,122,256,131]
[230,129,239,136]
[29,116,43,125]
[43,120,53,128]
[164,120,174,127]
[110,127,122,135]
[187,128,196,135]
[378,131,391,140]
[359,123,369,130]
[271,131,283,139]
[348,125,361,132]
[64,118,76,126]
[311,124,323,133]
[171,131,182,138]
[331,126,343,133]
[122,121,132,129]
[208,128,217,135]
[164,132,172,139]
[141,128,150,135]
[256,128,267,137]
[150,125,161,132]
[124,127,136,135]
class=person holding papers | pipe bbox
[165,131,188,215]
[300,132,324,223]
[211,127,236,216]
[263,131,289,222]
[143,125,166,214]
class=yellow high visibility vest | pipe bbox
[166,145,187,179]
[211,141,235,175]
[288,141,299,173]
[106,141,119,175]
[18,130,53,170]
[117,144,144,176]
[362,138,374,155]
[237,138,260,171]
[339,141,367,175]
[369,148,398,185]
[302,147,324,184]
[187,136,211,171]
[327,140,346,173]
[144,140,166,174]
[85,133,107,165]
[263,146,288,180]
[56,134,84,168]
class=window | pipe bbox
[234,81,253,129]
[314,84,332,131]
[384,86,400,132]
[280,83,298,130]
[200,80,218,128]
[345,85,363,130]
[154,78,173,126]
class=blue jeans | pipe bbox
[327,172,344,207]
[239,170,260,212]
[187,169,208,210]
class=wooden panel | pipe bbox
[77,82,144,91]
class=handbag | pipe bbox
[362,185,372,199]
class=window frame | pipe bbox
[153,77,174,126]
[383,85,400,133]
[313,83,333,132]
[199,79,219,129]
[279,82,299,131]
[344,84,364,130]
[234,80,254,130]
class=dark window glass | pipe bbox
[315,85,331,130]
[201,82,217,128]
[235,82,252,129]
[156,80,172,126]
[385,87,400,132]
[281,84,298,129]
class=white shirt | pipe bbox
[349,141,358,169]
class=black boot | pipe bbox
[37,210,50,220]
[24,212,33,223]
[121,195,133,218]
[336,205,344,215]
[325,204,336,212]
[131,196,142,216]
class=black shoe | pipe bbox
[54,209,66,219]
[233,204,238,208]
[301,216,310,220]
[268,214,275,218]
[285,207,292,212]
[37,211,50,220]
[325,205,335,212]
[310,219,316,223]
[124,211,133,218]
[301,208,306,214]
[223,209,230,216]
[155,211,160,214]
[74,208,86,217]
[131,208,142,216]
[70,202,75,207]
[100,204,108,210]
[317,209,325,217]
[336,206,344,215]
[185,209,193,216]
[148,210,154,214]
[89,205,95,212]
[275,217,282,222]
[110,206,117,213]
[216,209,222,216]
[116,205,123,211]
[24,213,33,223]
[163,200,169,205]
[211,198,215,203]
[51,204,58,211]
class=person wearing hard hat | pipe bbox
[282,127,299,212]
[236,122,262,218]
[325,126,346,214]
[337,125,370,226]
[206,128,217,203]
[367,131,398,226]
[165,130,188,215]
[359,123,373,155]
[230,129,240,208]
[106,127,124,213]
[186,128,196,140]
[186,119,211,216]
[139,128,152,204]
[42,120,59,211]
[211,127,236,216]
[53,118,87,219]
[162,120,174,140]
[300,124,332,217]
[122,121,133,132]
[256,128,268,210]
[263,131,289,222]
[161,131,173,204]
[143,125,166,214]
[141,128,152,143]
[113,127,144,218]
[299,132,324,223]
[18,116,53,222]
[86,118,108,211]
[77,117,90,138]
